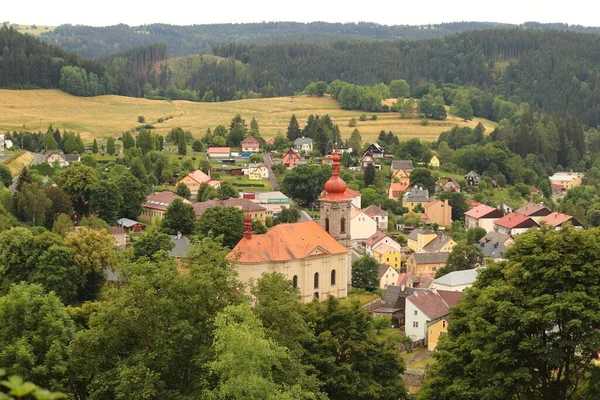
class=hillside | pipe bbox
[0,89,496,142]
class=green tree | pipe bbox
[466,227,487,244]
[195,206,244,248]
[409,167,436,194]
[251,219,267,234]
[44,186,73,228]
[191,139,203,152]
[281,164,330,207]
[56,163,100,214]
[0,164,11,188]
[438,191,470,221]
[122,132,135,150]
[113,172,147,219]
[133,231,174,259]
[434,243,483,278]
[32,244,77,303]
[347,129,362,154]
[43,131,58,151]
[420,226,600,400]
[89,181,123,225]
[14,183,51,225]
[351,255,380,291]
[196,182,220,202]
[137,115,145,123]
[51,213,74,237]
[0,227,35,288]
[0,283,75,391]
[218,181,239,200]
[287,114,302,141]
[91,138,98,154]
[373,315,390,334]
[363,163,376,186]
[178,130,187,155]
[161,198,196,235]
[175,182,191,200]
[106,137,116,155]
[389,79,410,98]
[276,207,300,224]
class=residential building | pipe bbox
[345,188,362,209]
[406,252,450,275]
[428,155,440,168]
[514,203,552,221]
[359,153,380,171]
[294,137,313,153]
[550,171,584,190]
[387,182,409,200]
[373,244,402,271]
[363,205,388,231]
[322,150,335,165]
[480,232,514,248]
[193,198,267,222]
[228,220,350,302]
[539,212,583,229]
[422,235,456,253]
[464,204,504,232]
[404,187,430,211]
[407,229,438,253]
[365,142,385,158]
[241,136,260,152]
[431,268,479,292]
[365,231,402,255]
[391,168,411,185]
[140,191,191,221]
[116,218,145,233]
[282,148,302,168]
[379,264,399,290]
[319,151,352,247]
[405,289,462,341]
[350,208,377,241]
[441,177,461,193]
[337,145,353,154]
[493,212,539,236]
[423,199,452,227]
[243,163,269,180]
[206,146,231,159]
[391,160,413,174]
[478,236,508,260]
[177,170,221,195]
[169,233,191,259]
[265,137,275,146]
[464,170,480,186]
[46,151,81,167]
[242,191,291,217]
[426,317,449,351]
[373,280,427,327]
[110,226,127,249]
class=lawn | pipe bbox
[219,174,272,192]
[0,90,497,144]
[401,348,436,372]
[3,151,34,175]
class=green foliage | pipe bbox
[276,207,300,224]
[363,163,376,186]
[282,164,330,207]
[0,165,11,189]
[372,315,390,334]
[112,172,147,220]
[286,114,302,141]
[56,163,100,214]
[195,206,244,248]
[91,139,98,154]
[434,243,484,278]
[351,255,380,291]
[466,227,487,244]
[389,79,410,98]
[132,231,174,259]
[409,167,436,194]
[161,198,196,235]
[59,66,113,97]
[137,115,145,123]
[106,137,116,155]
[13,183,51,225]
[175,182,191,200]
[89,180,123,225]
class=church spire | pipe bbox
[322,148,348,201]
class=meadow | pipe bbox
[0,89,497,143]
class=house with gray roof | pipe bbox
[431,268,480,291]
[404,187,430,203]
[464,170,480,186]
[169,234,191,259]
[391,160,414,174]
[294,137,313,153]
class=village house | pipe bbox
[403,187,431,212]
[464,170,480,186]
[391,168,411,185]
[422,234,456,254]
[169,233,191,260]
[478,234,508,260]
[428,155,440,168]
[110,226,127,249]
[177,169,221,195]
[379,264,399,290]
[140,191,191,222]
[228,220,350,303]
[494,212,539,236]
[550,171,584,190]
[407,229,439,253]
[336,145,353,154]
[365,231,402,256]
[387,182,409,200]
[282,148,302,168]
[539,212,583,229]
[430,268,479,292]
[45,151,81,167]
[514,203,552,221]
[193,197,267,222]
[294,137,313,153]
[363,205,388,231]
[241,191,291,217]
[423,199,452,227]
[426,317,449,351]
[322,150,335,165]
[350,208,378,241]
[406,252,450,275]
[391,159,413,175]
[480,231,514,247]
[243,163,269,180]
[206,146,231,159]
[265,137,275,146]
[365,142,385,158]
[116,218,145,233]
[373,245,402,271]
[464,204,504,232]
[405,289,463,342]
[241,136,260,153]
[359,152,380,171]
[441,177,461,192]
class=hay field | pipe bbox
[12,24,56,36]
[0,89,497,143]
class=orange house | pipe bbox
[241,136,260,152]
[177,170,221,196]
[282,148,301,167]
[424,199,452,227]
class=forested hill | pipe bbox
[38,21,600,59]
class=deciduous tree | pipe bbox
[195,206,244,248]
[161,199,195,235]
[351,255,380,291]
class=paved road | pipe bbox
[262,152,279,190]
[295,206,313,222]
[8,152,44,192]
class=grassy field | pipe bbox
[11,24,56,35]
[0,89,497,143]
[4,151,34,175]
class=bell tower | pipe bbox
[320,150,352,246]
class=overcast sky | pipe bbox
[4,0,598,27]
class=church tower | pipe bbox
[320,150,352,247]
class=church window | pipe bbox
[325,218,330,233]
[331,270,336,285]
[314,272,319,289]
[340,217,346,234]
[292,275,298,288]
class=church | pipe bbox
[227,151,354,302]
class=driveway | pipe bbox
[262,152,279,190]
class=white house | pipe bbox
[379,264,399,290]
[363,205,388,231]
[464,204,504,232]
[294,137,313,153]
[46,151,81,167]
[350,208,378,241]
[365,231,402,256]
[430,268,479,292]
[405,289,463,341]
[243,163,270,180]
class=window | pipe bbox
[292,275,298,288]
[330,270,336,285]
[442,320,446,328]
[325,218,330,233]
[414,310,418,316]
[340,217,346,234]
[314,272,319,289]
[413,321,419,328]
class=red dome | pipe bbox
[324,176,347,194]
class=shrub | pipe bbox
[157,118,164,123]
[420,119,429,126]
[137,115,145,123]
[371,115,378,120]
[359,114,368,121]
[349,118,357,127]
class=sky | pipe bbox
[3,0,599,27]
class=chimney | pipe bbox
[243,214,253,240]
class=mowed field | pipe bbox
[0,89,497,143]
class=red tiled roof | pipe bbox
[227,221,348,263]
[143,191,189,211]
[186,170,211,184]
[494,212,539,229]
[407,289,464,320]
[464,204,503,219]
[345,188,360,198]
[241,136,260,145]
[388,183,409,197]
[366,231,387,247]
[193,198,266,217]
[110,226,125,235]
[363,204,388,217]
[539,212,580,227]
[514,203,551,217]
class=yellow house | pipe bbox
[378,264,399,290]
[403,187,430,212]
[373,244,402,270]
[549,171,584,190]
[427,317,449,351]
[423,199,452,227]
[178,170,221,195]
[428,155,440,168]
[391,168,411,185]
[407,229,438,253]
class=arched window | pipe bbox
[314,272,319,289]
[325,218,330,233]
[292,275,298,288]
[340,217,346,234]
[330,270,336,285]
